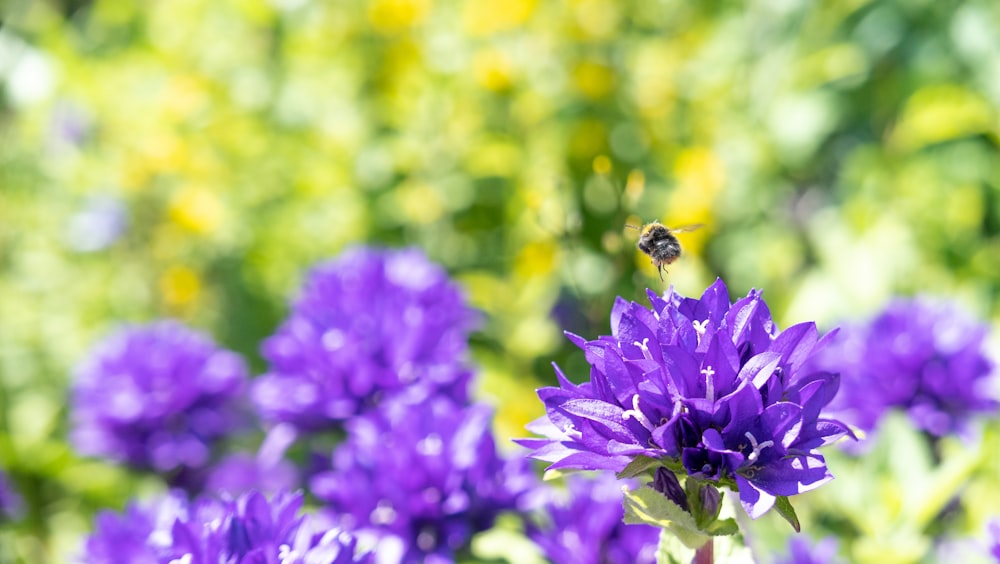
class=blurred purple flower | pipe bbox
[989,519,1000,561]
[775,536,843,564]
[252,247,479,431]
[71,321,249,478]
[527,473,658,564]
[518,279,852,519]
[48,100,92,149]
[65,195,129,253]
[310,395,534,564]
[0,471,22,520]
[821,298,997,438]
[204,424,300,497]
[82,490,371,563]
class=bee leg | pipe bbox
[657,265,664,281]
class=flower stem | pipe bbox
[692,538,713,564]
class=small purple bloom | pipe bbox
[65,195,129,253]
[252,247,479,431]
[775,536,843,564]
[989,519,1000,561]
[0,471,22,521]
[203,424,300,497]
[82,490,371,563]
[48,100,92,148]
[528,474,658,564]
[310,395,533,563]
[518,279,852,519]
[71,321,249,478]
[821,297,997,438]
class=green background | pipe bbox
[1,0,999,561]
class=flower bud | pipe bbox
[698,483,721,521]
[652,467,688,512]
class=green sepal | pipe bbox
[685,480,723,529]
[622,485,709,549]
[774,495,801,533]
[704,517,739,536]
[616,455,663,480]
[541,468,568,481]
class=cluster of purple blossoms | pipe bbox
[518,279,853,519]
[310,395,534,564]
[71,321,249,477]
[527,473,658,564]
[819,297,997,439]
[82,490,371,563]
[252,247,479,430]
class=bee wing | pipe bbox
[623,223,642,231]
[668,223,704,233]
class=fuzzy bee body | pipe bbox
[632,221,702,280]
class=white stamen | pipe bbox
[632,338,653,361]
[692,319,709,345]
[371,501,397,525]
[279,544,299,563]
[622,393,655,432]
[562,424,583,440]
[701,366,716,403]
[744,431,774,463]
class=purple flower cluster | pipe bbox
[527,474,658,564]
[519,279,852,518]
[820,297,997,438]
[71,321,249,475]
[82,490,371,563]
[310,395,534,563]
[252,247,479,430]
[76,246,533,563]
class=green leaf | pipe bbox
[774,496,801,532]
[616,455,662,479]
[622,485,709,549]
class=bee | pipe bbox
[628,222,703,280]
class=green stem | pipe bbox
[692,538,713,564]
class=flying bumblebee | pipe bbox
[628,222,703,280]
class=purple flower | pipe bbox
[820,297,997,439]
[0,471,22,521]
[775,536,843,564]
[990,519,1000,561]
[252,247,478,431]
[48,100,92,148]
[65,195,129,253]
[527,473,658,564]
[82,490,371,563]
[518,279,852,519]
[204,424,301,497]
[310,395,534,563]
[71,321,249,477]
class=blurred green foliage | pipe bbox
[1,0,999,561]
